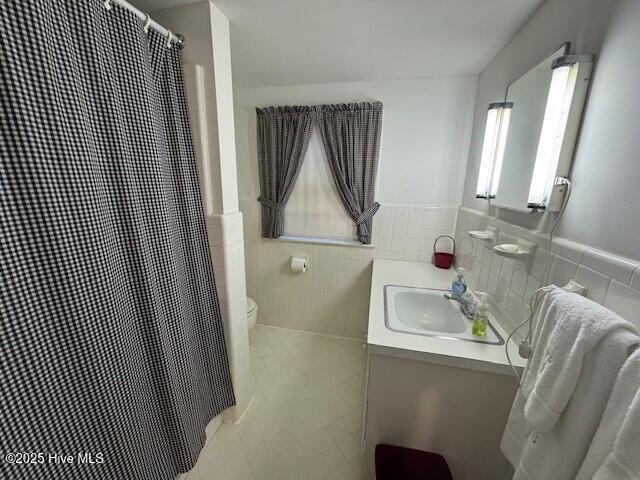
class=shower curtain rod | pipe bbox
[107,0,185,48]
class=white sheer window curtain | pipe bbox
[284,127,356,241]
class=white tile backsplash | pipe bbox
[456,207,640,340]
[550,237,586,264]
[530,248,551,281]
[574,265,610,304]
[510,267,528,298]
[243,201,640,341]
[581,248,637,284]
[604,281,640,328]
[208,211,253,422]
[241,201,457,338]
[549,255,579,287]
[631,268,640,291]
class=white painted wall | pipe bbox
[558,0,640,260]
[462,0,640,262]
[235,76,478,206]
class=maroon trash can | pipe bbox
[375,444,453,480]
[432,235,456,269]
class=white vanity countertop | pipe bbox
[367,259,527,376]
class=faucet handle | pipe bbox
[462,292,478,317]
[461,292,477,304]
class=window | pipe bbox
[284,127,356,241]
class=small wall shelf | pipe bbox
[494,238,536,272]
[469,231,490,240]
[468,226,498,247]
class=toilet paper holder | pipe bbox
[290,256,308,273]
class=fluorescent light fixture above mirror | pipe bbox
[476,102,512,199]
[527,54,595,209]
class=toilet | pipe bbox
[246,297,257,329]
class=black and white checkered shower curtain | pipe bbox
[0,2,235,479]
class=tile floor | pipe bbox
[187,325,370,480]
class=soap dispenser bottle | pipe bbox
[451,269,467,297]
[472,293,489,337]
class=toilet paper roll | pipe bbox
[290,256,307,273]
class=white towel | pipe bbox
[521,287,638,433]
[501,287,639,479]
[577,348,640,479]
[502,328,638,479]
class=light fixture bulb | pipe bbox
[476,102,512,199]
[527,63,579,207]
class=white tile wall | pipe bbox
[455,207,640,340]
[241,201,457,339]
[604,281,640,324]
[208,212,253,422]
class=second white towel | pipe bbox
[577,348,640,479]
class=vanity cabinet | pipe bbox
[363,350,518,480]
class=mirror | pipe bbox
[491,44,568,212]
[475,44,594,212]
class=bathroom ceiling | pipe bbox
[133,0,544,88]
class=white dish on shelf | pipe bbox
[496,243,519,253]
[494,238,536,272]
[468,230,490,240]
[494,244,529,256]
[494,243,532,258]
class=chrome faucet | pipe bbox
[444,292,476,319]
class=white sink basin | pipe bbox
[384,285,504,345]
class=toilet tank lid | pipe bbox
[246,297,257,314]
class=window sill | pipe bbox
[275,235,376,249]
